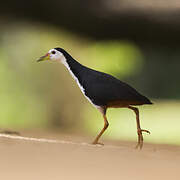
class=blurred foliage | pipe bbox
[0,20,180,146]
[85,41,143,77]
[0,21,144,129]
[1,0,180,45]
[0,21,89,130]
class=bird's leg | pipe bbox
[128,106,150,149]
[92,107,109,145]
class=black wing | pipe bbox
[82,69,152,106]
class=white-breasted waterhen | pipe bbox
[37,47,152,149]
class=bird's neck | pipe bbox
[60,53,85,82]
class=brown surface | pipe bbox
[0,132,180,180]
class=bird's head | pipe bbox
[37,48,66,63]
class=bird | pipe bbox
[37,47,152,149]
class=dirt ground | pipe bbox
[0,131,179,180]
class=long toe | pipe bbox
[136,130,144,150]
[135,140,143,150]
[92,141,104,146]
[141,129,151,134]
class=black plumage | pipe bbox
[55,48,152,107]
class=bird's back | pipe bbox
[61,50,152,107]
[79,67,152,107]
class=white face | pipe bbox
[48,49,65,62]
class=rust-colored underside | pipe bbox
[107,100,145,108]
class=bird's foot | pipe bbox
[135,129,150,150]
[140,129,150,134]
[92,141,104,146]
[135,141,143,150]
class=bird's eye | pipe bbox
[51,51,56,54]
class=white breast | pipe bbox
[59,56,101,110]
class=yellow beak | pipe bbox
[37,53,50,62]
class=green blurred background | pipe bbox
[0,0,180,145]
